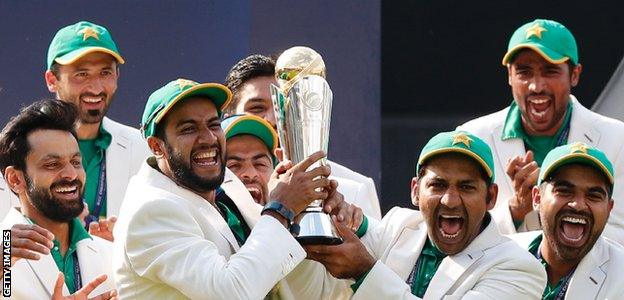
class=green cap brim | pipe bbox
[54,46,125,66]
[418,147,494,181]
[224,116,278,152]
[501,43,569,66]
[540,153,614,186]
[154,83,232,124]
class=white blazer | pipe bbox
[458,96,624,244]
[1,208,115,299]
[113,160,306,299]
[100,117,151,217]
[510,231,624,299]
[352,207,547,299]
[328,160,382,219]
[0,178,19,219]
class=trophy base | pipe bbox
[295,207,343,245]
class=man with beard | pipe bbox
[304,131,547,299]
[113,79,348,299]
[224,54,382,219]
[511,143,624,298]
[457,19,624,244]
[39,21,150,235]
[0,100,116,299]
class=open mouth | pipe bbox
[245,185,263,202]
[557,215,590,246]
[192,149,219,167]
[51,183,80,200]
[526,96,552,121]
[438,214,464,240]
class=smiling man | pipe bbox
[42,21,150,233]
[510,143,624,298]
[305,131,546,299]
[0,100,116,299]
[458,19,624,243]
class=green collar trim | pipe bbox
[79,124,112,150]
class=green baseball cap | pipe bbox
[221,114,278,154]
[539,142,614,194]
[417,131,495,183]
[141,78,232,138]
[47,21,124,70]
[501,19,578,66]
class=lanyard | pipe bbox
[73,251,82,291]
[536,244,575,300]
[406,256,422,295]
[555,119,571,147]
[84,154,107,228]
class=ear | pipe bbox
[274,148,284,162]
[570,63,582,87]
[532,185,542,210]
[507,64,513,86]
[608,199,614,214]
[410,177,419,208]
[147,136,165,157]
[486,183,498,210]
[44,70,59,93]
[5,166,26,195]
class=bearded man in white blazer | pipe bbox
[458,19,624,244]
[223,54,382,219]
[113,79,352,299]
[41,21,150,235]
[0,100,116,299]
[305,131,547,299]
[510,143,624,299]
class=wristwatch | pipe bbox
[262,201,295,227]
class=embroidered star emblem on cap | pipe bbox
[569,142,589,154]
[79,27,100,41]
[176,78,197,90]
[525,23,547,39]
[452,132,473,147]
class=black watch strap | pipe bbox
[262,201,295,225]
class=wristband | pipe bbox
[262,201,295,226]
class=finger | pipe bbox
[12,248,44,260]
[13,224,54,241]
[12,237,51,255]
[505,156,522,177]
[272,160,293,178]
[52,272,65,297]
[76,274,108,296]
[92,288,118,300]
[305,165,332,179]
[108,216,118,223]
[312,189,330,201]
[274,148,284,162]
[523,168,540,188]
[89,222,100,234]
[310,177,332,191]
[352,208,364,232]
[332,215,358,241]
[524,150,534,164]
[291,151,326,173]
[515,162,538,184]
[323,188,343,214]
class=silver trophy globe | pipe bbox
[270,46,342,245]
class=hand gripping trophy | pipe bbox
[270,46,342,245]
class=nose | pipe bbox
[197,127,219,144]
[567,194,589,211]
[440,186,462,208]
[240,164,259,181]
[59,162,78,180]
[265,109,277,129]
[86,77,105,94]
[528,75,545,93]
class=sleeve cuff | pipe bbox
[350,268,371,293]
[355,215,369,238]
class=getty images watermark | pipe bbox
[2,230,10,297]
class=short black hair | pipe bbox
[0,99,78,175]
[223,54,275,114]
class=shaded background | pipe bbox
[1,1,623,215]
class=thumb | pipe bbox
[52,272,65,298]
[332,215,357,241]
[89,221,99,233]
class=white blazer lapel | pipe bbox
[76,238,100,286]
[193,190,242,253]
[491,123,525,191]
[222,168,261,229]
[103,119,131,217]
[383,224,428,280]
[566,238,608,299]
[26,252,67,296]
[567,96,600,146]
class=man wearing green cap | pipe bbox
[42,21,150,236]
[304,131,546,299]
[113,78,349,299]
[458,19,624,243]
[510,142,624,299]
[224,54,382,219]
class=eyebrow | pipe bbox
[552,180,575,188]
[40,151,82,160]
[227,153,271,161]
